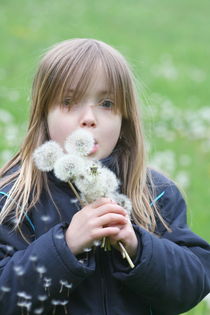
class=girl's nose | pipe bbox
[79,106,96,128]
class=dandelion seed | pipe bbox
[17,291,27,298]
[38,294,48,302]
[70,198,78,204]
[65,129,94,156]
[14,265,25,276]
[0,286,10,299]
[55,233,64,240]
[1,286,10,292]
[24,293,32,300]
[51,299,60,315]
[34,307,44,314]
[43,277,52,295]
[40,215,51,223]
[54,154,85,182]
[36,265,46,279]
[6,245,14,253]
[60,300,69,314]
[29,255,38,262]
[59,280,68,293]
[64,282,73,297]
[33,141,64,172]
[93,240,101,247]
[83,247,92,252]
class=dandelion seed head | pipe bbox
[33,141,63,172]
[111,193,132,217]
[65,129,94,156]
[97,168,119,193]
[54,154,85,182]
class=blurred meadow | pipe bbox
[0,0,209,313]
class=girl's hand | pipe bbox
[65,198,127,256]
[108,217,138,259]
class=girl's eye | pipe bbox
[100,99,114,109]
[63,98,73,106]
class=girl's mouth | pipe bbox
[89,141,99,155]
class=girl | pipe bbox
[0,38,209,315]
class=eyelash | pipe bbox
[99,99,114,109]
[63,98,73,106]
[61,98,114,109]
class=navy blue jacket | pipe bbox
[0,164,209,315]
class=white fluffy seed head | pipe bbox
[98,168,119,193]
[54,154,86,182]
[111,192,132,217]
[64,129,94,156]
[33,141,63,171]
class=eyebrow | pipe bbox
[65,89,113,96]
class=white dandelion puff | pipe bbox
[33,141,63,171]
[96,167,119,194]
[54,154,85,182]
[111,193,132,217]
[65,129,94,156]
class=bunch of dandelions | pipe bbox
[33,129,134,268]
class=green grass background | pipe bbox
[0,0,209,313]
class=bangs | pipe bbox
[43,39,131,118]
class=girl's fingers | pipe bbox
[96,204,127,217]
[97,213,127,227]
[92,226,121,240]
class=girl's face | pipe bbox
[47,66,122,160]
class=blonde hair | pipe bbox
[0,38,168,234]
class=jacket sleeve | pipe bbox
[111,181,210,314]
[0,220,95,315]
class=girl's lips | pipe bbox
[89,143,99,155]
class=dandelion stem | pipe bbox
[118,242,135,269]
[68,181,85,207]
